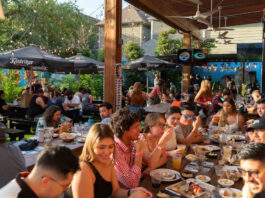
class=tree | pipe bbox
[80,74,103,98]
[199,38,216,52]
[0,0,98,58]
[0,69,23,102]
[154,28,182,56]
[124,41,144,61]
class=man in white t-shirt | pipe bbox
[64,90,82,122]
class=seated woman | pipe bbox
[161,88,172,103]
[36,105,72,136]
[140,113,183,173]
[164,106,181,151]
[82,89,95,115]
[246,90,261,114]
[128,82,148,113]
[70,123,151,198]
[211,98,245,133]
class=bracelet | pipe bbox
[193,129,199,134]
[135,152,143,156]
[165,151,169,157]
[127,189,131,197]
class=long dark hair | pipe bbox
[43,105,61,127]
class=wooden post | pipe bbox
[104,0,122,110]
[182,33,191,92]
[262,9,265,93]
[196,39,200,49]
[0,1,5,20]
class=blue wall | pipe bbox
[191,62,262,86]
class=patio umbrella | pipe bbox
[67,54,104,74]
[122,55,176,71]
[122,55,176,93]
[0,45,73,73]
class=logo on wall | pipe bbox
[178,49,192,63]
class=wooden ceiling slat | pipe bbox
[125,0,265,38]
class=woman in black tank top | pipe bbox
[69,124,151,198]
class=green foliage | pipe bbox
[123,71,146,90]
[124,41,144,61]
[199,38,216,52]
[80,74,103,98]
[0,0,98,58]
[59,74,79,92]
[97,48,104,62]
[154,28,182,56]
[0,69,23,102]
[166,70,182,91]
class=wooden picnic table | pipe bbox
[24,138,84,171]
[140,145,243,196]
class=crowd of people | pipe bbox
[1,74,265,198]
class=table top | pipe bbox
[140,145,243,197]
[144,103,171,114]
[24,138,84,170]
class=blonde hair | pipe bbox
[79,123,114,163]
[132,82,142,95]
[199,80,212,98]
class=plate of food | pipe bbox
[227,135,246,141]
[221,167,241,181]
[218,179,234,187]
[156,191,170,198]
[219,188,242,198]
[181,171,195,179]
[206,145,220,151]
[206,151,218,159]
[166,178,215,198]
[60,133,76,142]
[195,175,211,183]
[150,169,180,182]
[186,154,197,161]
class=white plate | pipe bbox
[206,145,220,151]
[150,169,180,182]
[218,179,234,187]
[78,137,86,143]
[165,178,215,198]
[219,188,242,198]
[195,175,211,183]
[53,134,59,138]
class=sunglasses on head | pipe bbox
[184,114,195,120]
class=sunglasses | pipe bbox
[238,168,259,178]
[184,114,195,121]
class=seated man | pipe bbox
[28,89,46,118]
[99,102,113,124]
[110,108,146,189]
[64,90,81,122]
[175,103,203,146]
[239,143,265,198]
[0,90,10,116]
[0,144,80,198]
[247,116,265,144]
[0,129,26,188]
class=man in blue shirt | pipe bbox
[99,102,113,124]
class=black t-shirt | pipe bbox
[0,98,7,114]
[31,83,42,93]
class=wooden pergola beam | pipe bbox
[0,1,5,20]
[126,0,201,39]
[104,0,122,110]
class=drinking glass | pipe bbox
[151,173,161,188]
[172,155,182,170]
[223,145,232,159]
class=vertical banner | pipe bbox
[115,64,122,111]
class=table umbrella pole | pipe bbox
[146,72,149,94]
[78,69,80,89]
[29,67,33,94]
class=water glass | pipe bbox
[215,165,223,176]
